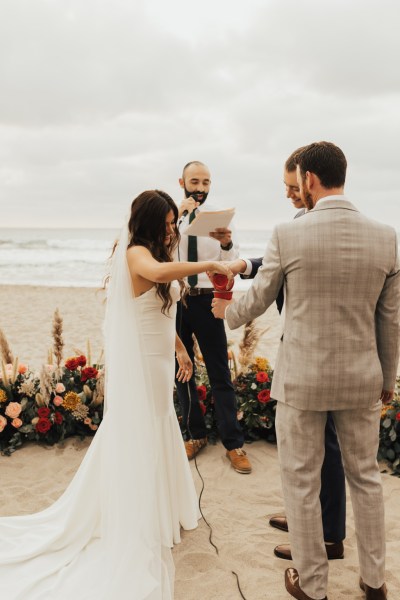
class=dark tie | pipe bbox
[187,211,198,288]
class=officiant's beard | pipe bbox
[184,187,208,205]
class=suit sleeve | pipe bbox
[240,256,284,314]
[375,233,400,389]
[226,227,284,329]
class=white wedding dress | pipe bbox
[0,224,199,599]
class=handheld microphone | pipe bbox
[181,209,189,218]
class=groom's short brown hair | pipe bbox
[296,141,347,189]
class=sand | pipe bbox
[0,285,399,599]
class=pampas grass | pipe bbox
[38,365,53,406]
[238,320,267,373]
[52,309,64,371]
[0,328,14,365]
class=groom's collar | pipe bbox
[310,195,358,213]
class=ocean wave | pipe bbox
[0,238,114,251]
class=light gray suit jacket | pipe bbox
[227,199,400,411]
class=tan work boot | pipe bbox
[185,437,207,460]
[226,448,252,473]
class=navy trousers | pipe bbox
[175,294,244,450]
[321,412,346,542]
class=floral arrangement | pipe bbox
[174,322,400,476]
[2,313,400,474]
[0,311,104,456]
[378,392,400,476]
[174,322,276,444]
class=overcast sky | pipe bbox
[1,0,399,230]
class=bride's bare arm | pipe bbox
[127,246,232,283]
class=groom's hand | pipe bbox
[380,389,394,404]
[211,297,232,319]
[226,258,247,276]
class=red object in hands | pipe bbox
[211,273,234,300]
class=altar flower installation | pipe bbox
[1,314,399,475]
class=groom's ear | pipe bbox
[179,178,184,189]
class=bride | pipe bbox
[0,189,232,599]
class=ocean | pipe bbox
[0,228,270,289]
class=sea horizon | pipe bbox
[0,227,268,289]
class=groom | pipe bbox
[231,148,346,564]
[212,142,399,600]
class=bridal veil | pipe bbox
[0,222,174,599]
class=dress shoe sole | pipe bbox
[275,546,344,561]
[229,465,252,474]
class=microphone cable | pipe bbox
[176,221,249,600]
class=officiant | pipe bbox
[174,160,252,474]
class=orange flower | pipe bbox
[256,371,269,383]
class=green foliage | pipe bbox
[174,354,276,445]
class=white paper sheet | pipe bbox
[184,208,235,237]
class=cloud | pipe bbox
[0,0,399,228]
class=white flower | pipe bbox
[251,383,257,390]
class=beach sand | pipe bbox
[0,285,399,599]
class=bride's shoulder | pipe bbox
[127,245,152,259]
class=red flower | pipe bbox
[396,412,400,421]
[65,357,79,371]
[37,407,51,418]
[81,367,99,382]
[256,371,269,383]
[76,355,87,367]
[199,401,207,416]
[257,389,271,403]
[36,417,52,433]
[54,412,63,425]
[197,385,207,402]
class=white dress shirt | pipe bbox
[176,201,239,288]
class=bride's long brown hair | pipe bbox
[127,190,185,314]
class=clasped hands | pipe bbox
[208,258,247,319]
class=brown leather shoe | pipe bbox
[226,448,252,473]
[269,515,288,532]
[275,541,344,561]
[285,568,328,600]
[359,578,387,599]
[185,437,207,460]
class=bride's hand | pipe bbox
[208,261,234,280]
[176,349,193,383]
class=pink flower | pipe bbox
[18,364,28,375]
[45,364,55,372]
[12,417,23,428]
[53,395,63,407]
[0,415,7,432]
[84,417,92,425]
[55,383,65,394]
[5,402,22,419]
